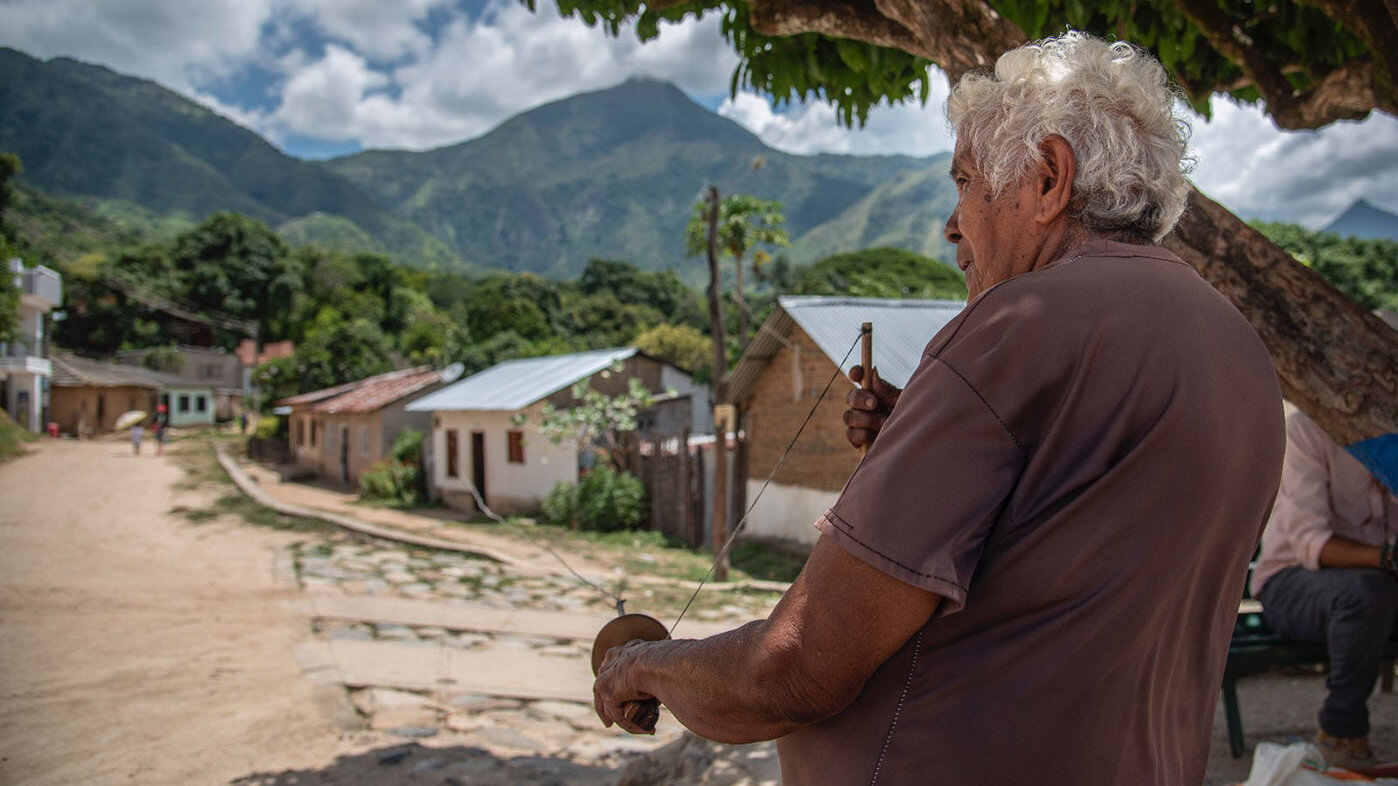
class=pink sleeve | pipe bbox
[1270,413,1337,570]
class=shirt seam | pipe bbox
[927,356,1027,455]
[824,509,969,596]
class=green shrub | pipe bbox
[390,428,424,464]
[358,457,422,505]
[543,466,646,532]
[253,415,282,440]
[542,480,578,528]
[388,429,426,500]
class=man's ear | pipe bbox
[1035,135,1075,224]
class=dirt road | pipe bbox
[0,439,339,784]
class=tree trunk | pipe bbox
[704,186,731,581]
[1164,188,1398,454]
[733,251,748,352]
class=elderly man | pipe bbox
[594,31,1284,783]
[1251,410,1398,767]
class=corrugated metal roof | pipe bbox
[407,347,638,412]
[314,368,443,414]
[727,296,966,404]
[50,353,207,390]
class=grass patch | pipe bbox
[0,409,40,461]
[730,539,808,583]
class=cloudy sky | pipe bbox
[3,0,1396,228]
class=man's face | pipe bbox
[943,142,1043,300]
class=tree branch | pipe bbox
[1164,188,1398,446]
[745,0,1024,82]
[871,0,1023,81]
[745,0,937,59]
[1174,0,1393,128]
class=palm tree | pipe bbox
[686,194,789,349]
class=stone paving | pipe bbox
[286,532,783,785]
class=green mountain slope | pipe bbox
[0,47,454,267]
[321,79,950,277]
[2,48,960,279]
[791,165,956,263]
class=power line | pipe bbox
[100,270,257,336]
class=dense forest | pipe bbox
[2,154,1393,412]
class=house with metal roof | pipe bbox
[277,366,454,486]
[48,353,217,435]
[727,295,965,545]
[406,347,708,516]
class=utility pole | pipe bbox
[703,185,730,581]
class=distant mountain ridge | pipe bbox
[319,78,953,277]
[0,47,951,278]
[0,47,456,267]
[1322,199,1398,241]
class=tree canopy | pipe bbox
[535,0,1393,130]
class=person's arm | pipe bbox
[843,365,901,450]
[593,534,941,743]
[1318,535,1383,570]
[1275,413,1397,573]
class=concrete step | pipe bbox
[295,638,595,703]
[305,591,738,642]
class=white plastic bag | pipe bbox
[1241,742,1398,786]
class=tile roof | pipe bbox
[49,353,209,390]
[277,366,442,414]
[314,368,444,414]
[727,295,966,404]
[407,347,638,412]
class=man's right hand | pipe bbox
[844,365,901,450]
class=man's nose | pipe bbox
[944,209,962,244]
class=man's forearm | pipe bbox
[610,619,853,744]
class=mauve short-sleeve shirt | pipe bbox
[776,240,1285,785]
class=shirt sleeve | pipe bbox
[1269,413,1339,570]
[818,352,1024,615]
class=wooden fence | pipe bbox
[629,429,706,548]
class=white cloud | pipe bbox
[270,45,389,140]
[1190,97,1398,227]
[257,0,740,151]
[279,0,444,63]
[718,83,956,159]
[0,0,271,95]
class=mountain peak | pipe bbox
[1323,198,1398,241]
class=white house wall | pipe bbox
[743,478,836,546]
[433,406,578,515]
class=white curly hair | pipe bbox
[946,31,1194,244]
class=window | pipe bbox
[195,395,207,413]
[445,429,459,478]
[359,425,370,458]
[178,394,190,413]
[507,430,525,464]
[296,419,305,447]
[310,421,318,448]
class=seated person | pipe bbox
[1251,409,1398,767]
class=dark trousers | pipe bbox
[1258,566,1398,738]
